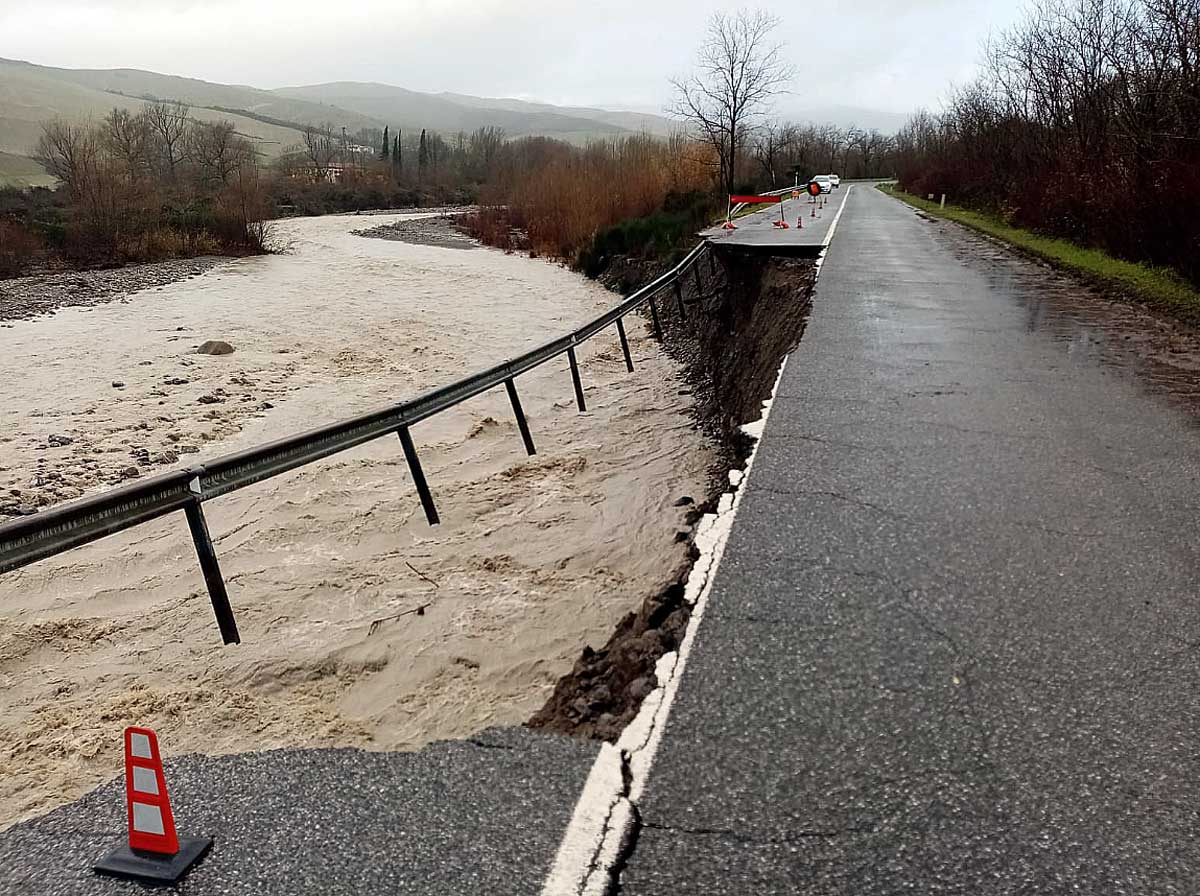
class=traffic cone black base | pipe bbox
[94,836,212,883]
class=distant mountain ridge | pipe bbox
[0,57,678,186]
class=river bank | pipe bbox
[0,211,717,828]
[0,257,228,326]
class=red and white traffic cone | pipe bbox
[94,727,212,883]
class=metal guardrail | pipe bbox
[0,240,716,645]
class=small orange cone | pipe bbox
[94,728,212,883]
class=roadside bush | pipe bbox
[469,134,716,264]
[577,191,721,277]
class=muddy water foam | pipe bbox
[0,213,715,828]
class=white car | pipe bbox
[829,174,841,188]
[811,175,833,194]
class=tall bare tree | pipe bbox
[103,108,150,182]
[142,102,191,183]
[188,121,256,188]
[670,9,794,196]
[34,119,99,199]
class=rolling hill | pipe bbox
[276,82,672,141]
[0,57,676,187]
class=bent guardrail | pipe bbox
[0,240,716,646]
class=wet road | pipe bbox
[619,184,1200,892]
[699,190,842,252]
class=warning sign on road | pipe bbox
[791,190,801,200]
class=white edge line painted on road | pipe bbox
[822,183,853,249]
[541,357,789,896]
[541,188,852,895]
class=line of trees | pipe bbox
[28,102,270,267]
[896,0,1200,287]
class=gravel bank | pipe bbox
[0,257,230,324]
[353,213,479,250]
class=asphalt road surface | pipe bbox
[619,184,1200,893]
[699,189,840,252]
[0,729,598,895]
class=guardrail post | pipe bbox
[649,297,663,341]
[398,425,440,525]
[674,279,687,321]
[505,378,536,456]
[615,317,634,372]
[567,343,587,412]
[184,498,240,645]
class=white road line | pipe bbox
[540,188,854,895]
[824,183,854,247]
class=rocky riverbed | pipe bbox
[353,213,478,250]
[0,257,227,324]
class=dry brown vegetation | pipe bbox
[4,102,272,275]
[454,133,716,267]
[897,0,1200,289]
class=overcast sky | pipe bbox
[0,0,1024,116]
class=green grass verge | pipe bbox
[878,183,1200,324]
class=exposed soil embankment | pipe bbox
[529,249,816,740]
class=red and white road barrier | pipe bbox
[93,727,212,883]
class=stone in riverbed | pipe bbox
[197,340,235,356]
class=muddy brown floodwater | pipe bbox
[0,212,716,829]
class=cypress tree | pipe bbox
[418,129,429,181]
[393,134,401,177]
[381,125,389,161]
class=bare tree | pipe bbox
[34,119,100,199]
[752,120,797,186]
[103,108,150,182]
[468,126,506,179]
[142,102,191,183]
[670,9,794,196]
[301,123,339,181]
[188,121,256,188]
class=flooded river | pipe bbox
[0,213,715,827]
